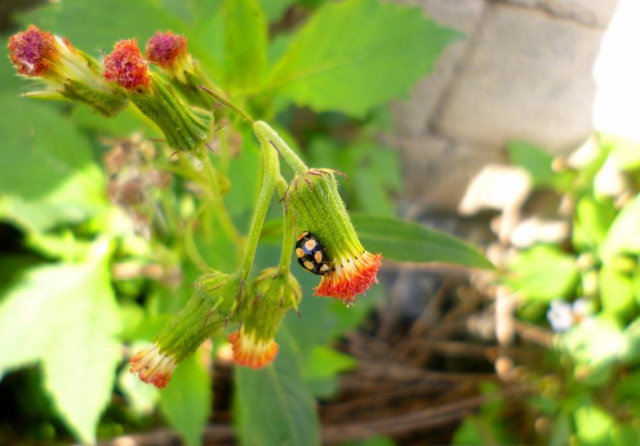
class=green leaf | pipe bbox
[343,436,397,446]
[599,264,636,319]
[235,327,321,446]
[573,196,616,251]
[603,194,640,259]
[507,245,578,302]
[224,0,268,90]
[575,404,619,446]
[258,0,296,22]
[303,346,357,399]
[351,214,494,270]
[508,141,573,190]
[0,92,106,232]
[603,134,640,171]
[159,348,212,446]
[266,0,460,117]
[0,241,121,444]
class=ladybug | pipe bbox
[295,232,331,275]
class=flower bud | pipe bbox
[228,268,301,369]
[285,169,382,305]
[130,272,243,387]
[145,31,216,109]
[8,25,128,116]
[103,39,213,153]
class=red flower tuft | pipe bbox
[104,39,150,90]
[145,31,188,67]
[129,343,177,388]
[8,25,57,76]
[315,251,382,305]
[228,329,279,369]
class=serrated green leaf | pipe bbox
[507,245,578,302]
[351,214,494,270]
[159,348,212,446]
[224,0,268,90]
[235,327,321,446]
[0,92,106,232]
[0,241,121,444]
[266,0,460,117]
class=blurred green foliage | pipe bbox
[485,136,640,445]
[0,0,490,445]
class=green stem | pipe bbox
[237,135,280,281]
[198,86,254,124]
[253,121,308,175]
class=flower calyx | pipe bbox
[145,31,216,109]
[228,268,302,369]
[285,168,382,305]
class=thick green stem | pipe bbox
[253,121,308,175]
[237,135,280,281]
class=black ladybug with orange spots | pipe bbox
[295,232,331,275]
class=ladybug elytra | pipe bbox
[295,231,331,275]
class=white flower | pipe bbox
[547,298,592,332]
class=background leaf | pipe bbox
[351,214,494,269]
[159,348,212,446]
[0,241,121,444]
[235,326,321,446]
[266,0,460,117]
[506,245,579,302]
[224,0,268,90]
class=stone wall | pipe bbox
[391,0,618,212]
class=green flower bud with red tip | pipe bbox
[145,31,216,109]
[253,121,382,306]
[130,272,243,388]
[103,39,213,153]
[8,25,128,116]
[229,268,301,369]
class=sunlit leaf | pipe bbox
[603,195,640,259]
[0,241,121,444]
[506,245,578,302]
[266,0,460,117]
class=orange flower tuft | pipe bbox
[145,31,188,67]
[104,39,151,90]
[228,329,279,369]
[129,343,177,388]
[315,251,382,305]
[8,25,57,76]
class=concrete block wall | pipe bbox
[391,0,618,212]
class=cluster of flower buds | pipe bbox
[8,27,213,153]
[9,26,383,387]
[8,26,128,116]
